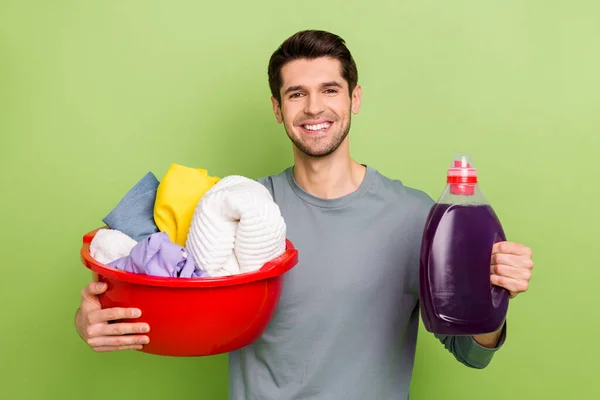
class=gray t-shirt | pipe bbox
[228,165,506,400]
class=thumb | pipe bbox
[80,281,107,312]
[88,281,108,295]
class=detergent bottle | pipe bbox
[419,154,509,335]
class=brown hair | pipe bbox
[268,30,358,103]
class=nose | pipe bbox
[304,93,325,116]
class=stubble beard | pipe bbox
[283,108,352,158]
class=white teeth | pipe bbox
[304,123,331,131]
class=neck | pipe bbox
[292,139,366,199]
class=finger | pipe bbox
[491,253,534,270]
[491,263,532,281]
[87,307,142,325]
[87,321,150,338]
[93,345,144,352]
[80,282,107,313]
[490,274,529,294]
[87,334,150,348]
[84,281,108,296]
[492,242,533,257]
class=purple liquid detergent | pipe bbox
[419,155,509,335]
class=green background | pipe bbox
[1,0,598,399]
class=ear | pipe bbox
[351,85,362,115]
[271,96,283,124]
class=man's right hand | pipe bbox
[75,281,150,352]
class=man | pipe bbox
[75,30,534,399]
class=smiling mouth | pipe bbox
[300,122,333,133]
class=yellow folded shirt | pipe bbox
[154,163,220,246]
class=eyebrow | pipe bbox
[283,81,343,95]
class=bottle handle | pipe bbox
[491,282,509,308]
[490,233,510,308]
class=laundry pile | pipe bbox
[89,163,287,278]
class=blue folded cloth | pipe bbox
[102,172,160,241]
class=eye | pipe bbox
[324,89,338,94]
[289,92,303,99]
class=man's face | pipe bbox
[272,57,361,158]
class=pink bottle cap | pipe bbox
[447,154,477,195]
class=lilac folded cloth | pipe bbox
[108,232,207,278]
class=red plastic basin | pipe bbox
[80,228,298,357]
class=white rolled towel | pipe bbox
[185,175,287,277]
[90,228,137,265]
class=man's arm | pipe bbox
[473,326,504,348]
[435,322,507,369]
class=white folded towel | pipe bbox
[185,175,287,277]
[90,228,137,265]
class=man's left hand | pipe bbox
[490,241,534,299]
